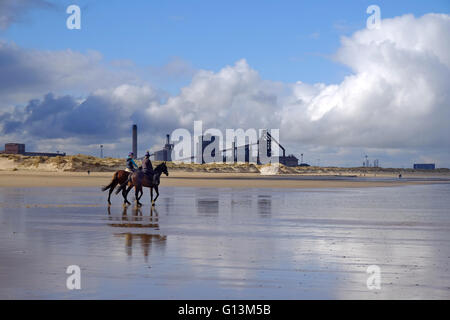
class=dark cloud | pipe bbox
[1,93,129,141]
[0,42,45,93]
[1,119,22,134]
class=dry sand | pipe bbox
[0,170,448,189]
[1,154,449,188]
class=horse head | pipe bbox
[155,162,169,177]
[161,162,169,176]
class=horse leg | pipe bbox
[135,187,142,207]
[139,187,143,204]
[123,185,132,206]
[126,186,133,205]
[107,181,118,205]
[122,186,128,205]
[137,187,143,207]
[150,187,154,206]
[152,186,159,206]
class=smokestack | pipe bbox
[166,134,170,145]
[132,124,137,159]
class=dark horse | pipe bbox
[115,162,169,207]
[101,170,131,205]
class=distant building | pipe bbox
[280,155,299,167]
[198,135,231,163]
[1,143,65,157]
[413,163,435,170]
[154,134,174,161]
[4,143,25,154]
[296,153,309,167]
[298,162,310,167]
[162,130,301,167]
[374,159,380,168]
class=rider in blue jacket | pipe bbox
[126,152,138,172]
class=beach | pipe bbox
[1,183,449,299]
[1,165,450,299]
[1,170,449,189]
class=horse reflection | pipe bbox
[117,232,167,261]
[107,206,166,261]
[107,205,159,228]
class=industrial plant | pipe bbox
[191,130,300,166]
[154,134,174,161]
[362,155,380,168]
[142,126,300,167]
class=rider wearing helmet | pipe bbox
[142,151,154,177]
[126,152,138,172]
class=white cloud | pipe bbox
[0,41,142,107]
[280,13,450,151]
[137,14,450,154]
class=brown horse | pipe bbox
[116,162,168,207]
[101,170,131,205]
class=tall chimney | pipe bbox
[166,134,170,148]
[132,124,137,159]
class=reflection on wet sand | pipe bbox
[108,206,167,260]
[197,199,219,216]
[195,194,273,217]
[1,184,450,299]
[257,195,271,217]
[108,206,160,228]
[115,233,167,260]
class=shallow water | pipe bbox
[0,184,449,299]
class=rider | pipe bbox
[142,151,154,177]
[126,152,138,172]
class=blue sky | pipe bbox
[3,0,449,89]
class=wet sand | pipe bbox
[0,170,448,189]
[0,184,449,299]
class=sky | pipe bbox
[0,0,449,167]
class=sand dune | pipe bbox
[1,154,449,189]
[1,154,449,176]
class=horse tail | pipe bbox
[101,171,118,192]
[115,180,127,195]
[101,183,112,192]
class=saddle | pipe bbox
[125,166,141,173]
[144,170,158,185]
